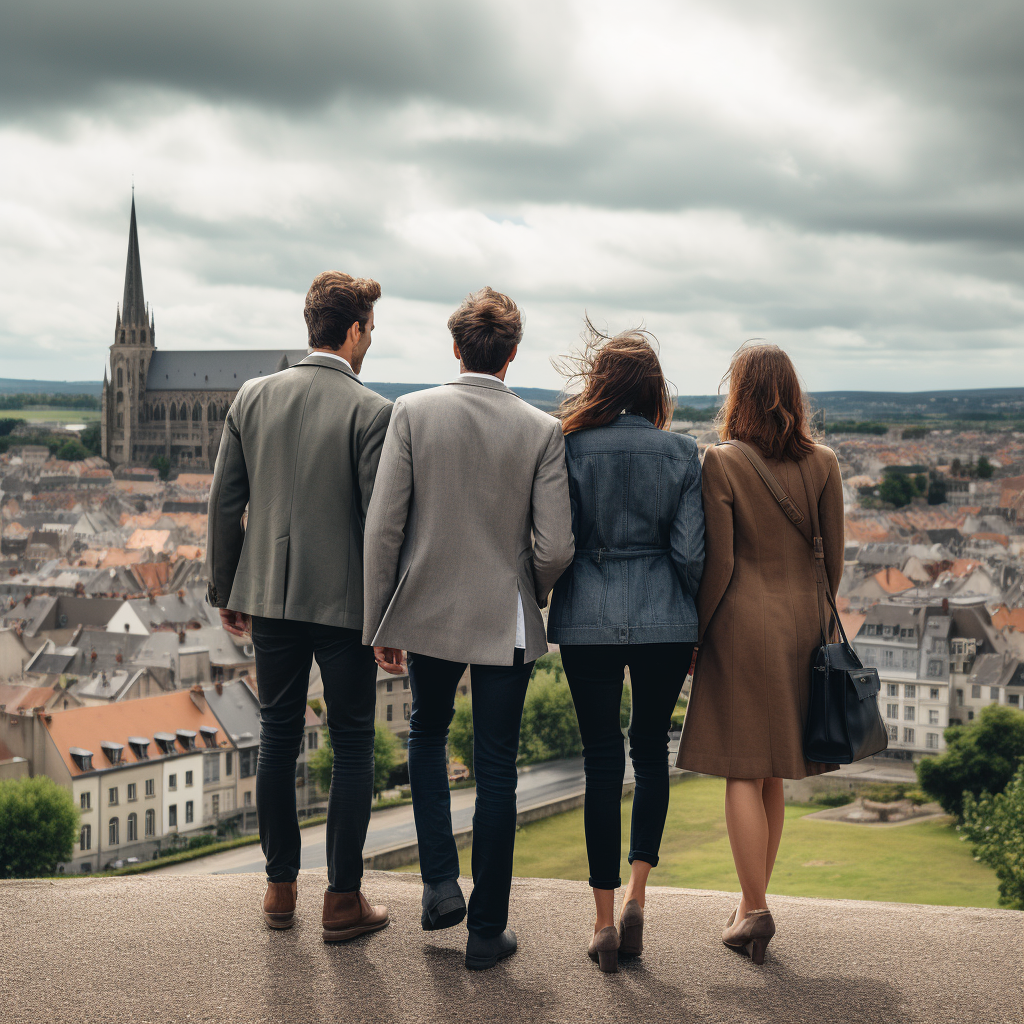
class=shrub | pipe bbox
[448,695,474,777]
[518,673,582,764]
[0,776,79,878]
[308,723,398,796]
[959,761,1024,909]
[56,439,89,461]
[150,454,171,480]
[813,791,855,807]
[80,422,102,455]
[917,705,1024,820]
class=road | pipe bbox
[154,754,622,875]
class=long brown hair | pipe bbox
[556,318,674,435]
[717,342,816,461]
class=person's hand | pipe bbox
[219,608,251,637]
[374,646,406,674]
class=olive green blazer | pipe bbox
[206,352,392,629]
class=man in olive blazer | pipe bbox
[207,272,392,942]
[364,287,574,970]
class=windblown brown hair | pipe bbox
[448,286,522,374]
[304,271,381,351]
[717,342,816,461]
[556,318,674,436]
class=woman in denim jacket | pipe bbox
[547,322,704,972]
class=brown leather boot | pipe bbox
[322,889,390,942]
[263,881,297,929]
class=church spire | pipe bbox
[121,194,146,325]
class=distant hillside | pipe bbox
[0,377,104,396]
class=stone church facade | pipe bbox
[101,198,304,470]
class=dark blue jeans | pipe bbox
[250,617,376,893]
[407,650,532,938]
[560,642,695,890]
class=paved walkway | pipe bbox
[2,871,1020,1024]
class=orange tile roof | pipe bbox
[970,532,1009,547]
[845,520,892,544]
[132,562,172,591]
[42,689,232,777]
[991,606,1024,632]
[950,558,983,578]
[99,549,146,568]
[174,473,214,489]
[127,529,171,551]
[874,568,914,594]
[175,545,205,561]
[840,611,867,639]
[0,683,57,714]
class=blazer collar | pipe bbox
[297,352,363,386]
[445,375,516,396]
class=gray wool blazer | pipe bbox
[362,375,575,665]
[206,352,392,629]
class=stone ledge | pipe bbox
[1,871,1020,1024]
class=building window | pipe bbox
[80,824,91,851]
[185,801,194,824]
[169,805,177,828]
[309,732,318,751]
[887,724,898,741]
[928,661,944,678]
[117,368,123,386]
[145,809,155,837]
[186,770,194,786]
[905,685,916,699]
[903,728,915,744]
[957,689,964,706]
[108,787,118,805]
[386,680,393,693]
[886,704,898,720]
[225,752,233,775]
[127,783,137,802]
[930,688,940,700]
[386,704,393,721]
[904,706,915,722]
[991,687,1000,701]
[967,711,975,721]
[169,774,177,790]
[212,794,219,817]
[403,703,410,721]
[971,685,981,699]
[127,813,137,842]
[886,684,898,697]
[145,779,154,797]
[109,817,119,845]
[80,792,90,810]
[203,756,219,784]
[1010,695,1021,707]
[928,710,940,725]
[239,749,258,778]
[403,679,410,690]
[926,733,939,750]
[881,649,896,667]
[244,791,252,807]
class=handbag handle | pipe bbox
[718,440,841,647]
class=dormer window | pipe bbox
[100,741,124,766]
[154,732,177,755]
[128,737,151,760]
[200,725,219,749]
[70,747,93,771]
[176,729,197,751]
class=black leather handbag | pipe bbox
[721,441,888,764]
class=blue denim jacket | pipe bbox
[547,415,705,645]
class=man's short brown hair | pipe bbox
[447,287,522,374]
[304,272,381,350]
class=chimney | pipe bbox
[90,649,97,662]
[214,680,223,696]
[189,685,206,712]
[942,598,949,613]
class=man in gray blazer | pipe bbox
[207,271,392,942]
[363,287,574,970]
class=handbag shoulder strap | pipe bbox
[719,440,807,532]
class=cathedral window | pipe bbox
[193,403,201,422]
[117,368,123,387]
[169,405,176,421]
[180,403,188,421]
[141,330,146,343]
[117,413,123,427]
[116,391,123,404]
[120,331,125,343]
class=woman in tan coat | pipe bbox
[675,343,844,964]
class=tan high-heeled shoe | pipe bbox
[617,899,644,959]
[722,907,775,965]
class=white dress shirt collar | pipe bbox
[310,350,357,376]
[457,371,505,383]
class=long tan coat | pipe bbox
[675,442,844,780]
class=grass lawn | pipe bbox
[4,408,99,423]
[402,775,1002,909]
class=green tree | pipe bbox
[56,439,89,461]
[917,705,1024,819]
[150,454,171,480]
[951,458,962,476]
[448,695,474,777]
[960,760,1024,909]
[518,674,582,764]
[879,473,916,508]
[0,418,24,437]
[912,473,928,496]
[0,776,79,878]
[80,422,102,455]
[308,724,400,797]
[927,479,947,505]
[976,456,994,479]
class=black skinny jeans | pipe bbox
[250,617,377,893]
[561,642,695,890]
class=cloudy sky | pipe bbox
[2,0,1023,392]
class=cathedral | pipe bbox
[101,197,305,469]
